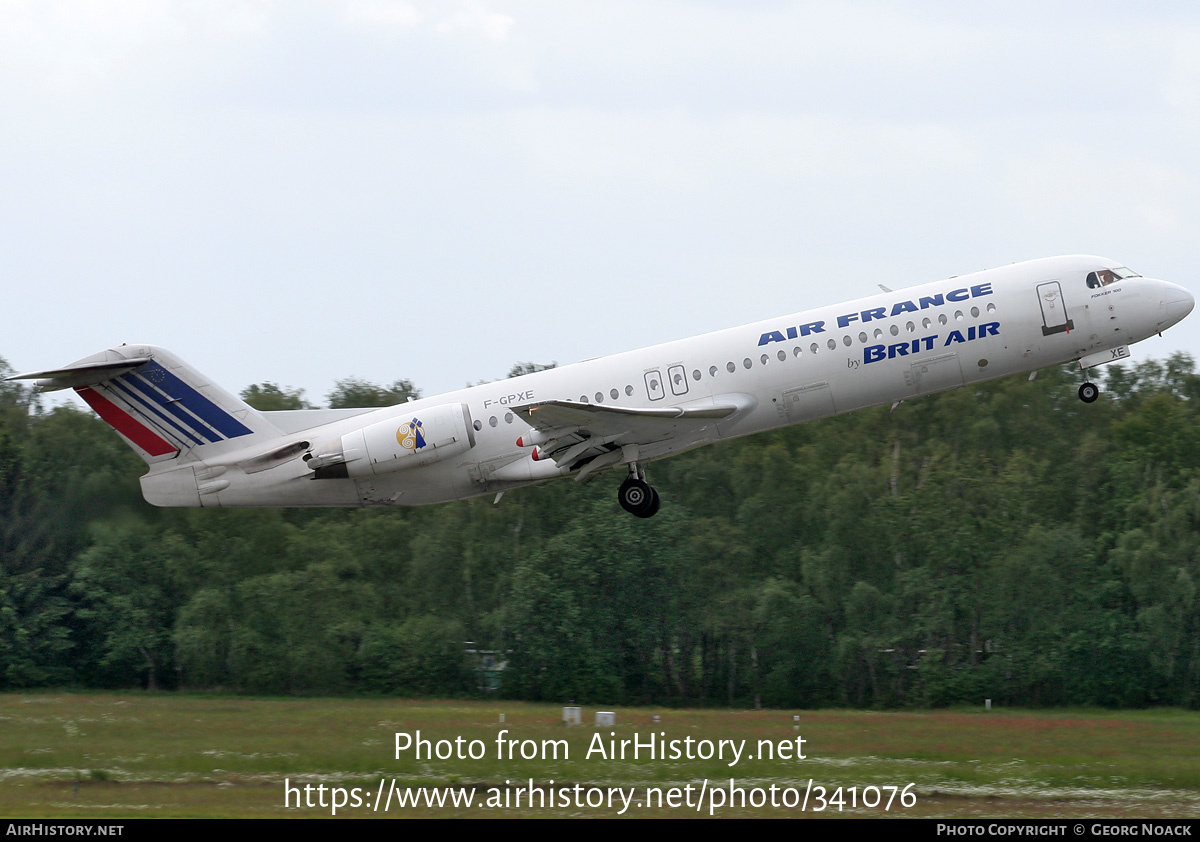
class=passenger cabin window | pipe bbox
[1087,267,1140,288]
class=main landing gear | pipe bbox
[618,463,661,518]
[1078,381,1100,403]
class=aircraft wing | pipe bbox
[512,395,752,481]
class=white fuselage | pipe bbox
[139,255,1193,508]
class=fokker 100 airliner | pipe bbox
[8,256,1194,517]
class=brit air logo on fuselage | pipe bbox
[397,418,427,450]
[757,283,995,346]
[864,322,1000,365]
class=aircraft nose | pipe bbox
[1162,281,1195,327]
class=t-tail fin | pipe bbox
[6,345,278,465]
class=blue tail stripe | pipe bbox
[119,371,224,445]
[112,376,214,446]
[138,361,254,439]
[107,379,207,447]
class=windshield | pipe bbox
[1086,266,1139,289]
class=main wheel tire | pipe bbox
[618,478,654,515]
[1079,382,1100,403]
[634,487,662,519]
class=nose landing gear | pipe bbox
[618,463,661,518]
[1078,381,1100,403]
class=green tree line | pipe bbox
[2,353,1199,708]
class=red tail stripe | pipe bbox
[75,386,178,457]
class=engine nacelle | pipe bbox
[309,403,476,479]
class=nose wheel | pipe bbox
[618,465,661,518]
[1078,381,1100,403]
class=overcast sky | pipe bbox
[3,1,1199,405]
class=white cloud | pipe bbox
[492,107,977,197]
[999,143,1188,240]
[3,2,1200,392]
[341,0,421,32]
[434,2,513,42]
[1163,27,1200,133]
[0,0,273,97]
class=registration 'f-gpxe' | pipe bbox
[10,256,1194,518]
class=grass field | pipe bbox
[1,693,1198,818]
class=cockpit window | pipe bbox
[1086,266,1140,289]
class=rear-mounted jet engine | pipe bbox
[305,402,476,479]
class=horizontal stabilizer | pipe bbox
[5,358,151,392]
